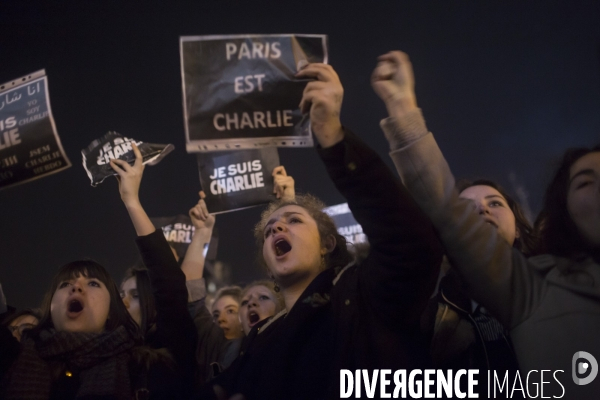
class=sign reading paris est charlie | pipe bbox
[0,70,71,190]
[180,34,328,152]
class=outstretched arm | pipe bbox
[372,51,543,328]
[110,143,155,236]
[299,62,444,326]
[181,191,215,283]
[112,144,198,393]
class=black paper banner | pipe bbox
[180,34,328,152]
[323,203,368,244]
[81,131,174,187]
[197,147,280,214]
[0,70,71,190]
[150,214,218,261]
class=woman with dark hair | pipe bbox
[456,179,537,255]
[421,179,534,391]
[0,260,184,399]
[121,266,155,334]
[537,145,600,257]
[0,144,197,399]
[203,62,443,400]
[373,50,600,398]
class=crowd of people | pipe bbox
[0,51,598,399]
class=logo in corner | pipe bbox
[572,351,598,386]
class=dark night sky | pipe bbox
[1,0,599,310]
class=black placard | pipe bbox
[0,70,71,190]
[180,34,328,152]
[323,203,368,245]
[81,131,174,187]
[151,214,218,261]
[197,147,280,214]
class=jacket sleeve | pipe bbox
[382,110,544,328]
[317,128,444,326]
[135,230,198,390]
[187,286,230,383]
[0,324,19,381]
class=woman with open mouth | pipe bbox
[239,281,284,336]
[0,144,197,399]
[202,62,444,400]
[374,50,600,399]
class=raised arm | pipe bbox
[297,63,444,326]
[181,191,215,283]
[110,143,155,236]
[372,51,543,327]
[272,166,295,202]
[111,144,198,393]
[179,192,232,383]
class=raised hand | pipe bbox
[110,143,154,236]
[181,191,215,281]
[189,191,215,231]
[296,63,344,148]
[110,142,145,207]
[272,166,295,202]
[371,51,418,117]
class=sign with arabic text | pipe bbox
[0,70,71,190]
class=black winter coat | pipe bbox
[201,128,444,400]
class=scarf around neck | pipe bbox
[3,326,136,400]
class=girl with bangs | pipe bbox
[0,144,196,399]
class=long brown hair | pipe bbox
[538,145,600,258]
[121,266,156,335]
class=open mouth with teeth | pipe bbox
[274,238,292,257]
[248,311,260,326]
[67,299,84,316]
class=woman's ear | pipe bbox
[322,234,337,254]
[515,227,521,239]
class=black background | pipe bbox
[1,1,599,310]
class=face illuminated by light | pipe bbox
[460,185,519,246]
[121,277,141,327]
[567,152,600,248]
[212,295,243,340]
[240,285,278,335]
[262,205,327,289]
[50,274,110,333]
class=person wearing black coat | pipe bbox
[0,143,197,399]
[200,63,444,400]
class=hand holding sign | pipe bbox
[272,166,295,201]
[110,143,145,208]
[111,142,156,237]
[296,63,344,148]
[189,191,216,230]
[371,51,418,117]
